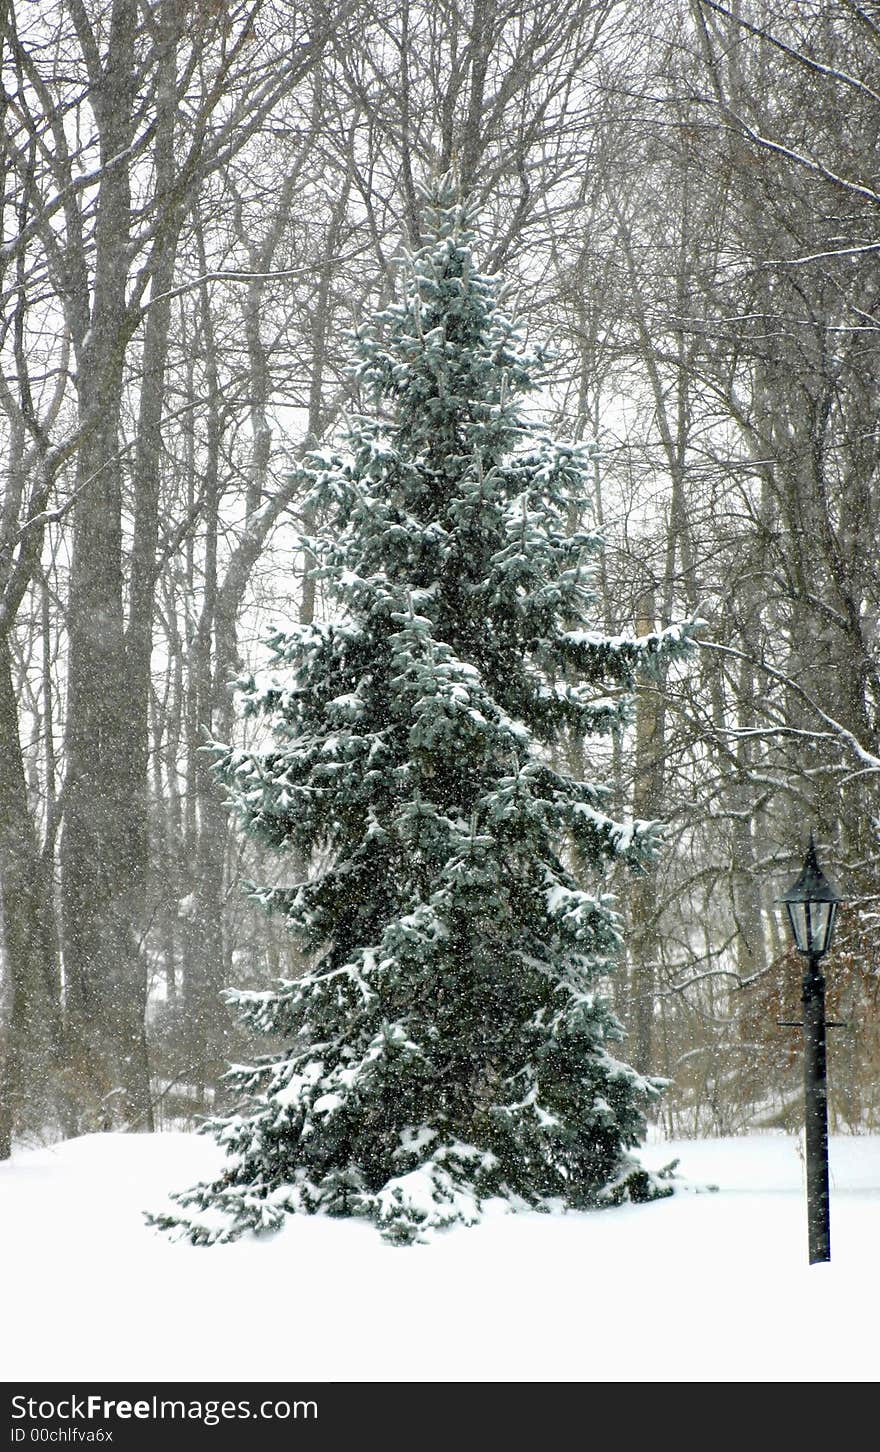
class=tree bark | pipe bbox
[0,638,60,1155]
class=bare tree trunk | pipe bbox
[59,0,153,1128]
[0,639,60,1155]
[180,241,226,1104]
[629,587,666,1074]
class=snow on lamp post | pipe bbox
[777,834,843,1265]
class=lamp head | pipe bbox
[778,834,843,960]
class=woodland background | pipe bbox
[2,0,879,1155]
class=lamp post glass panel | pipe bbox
[778,836,843,1265]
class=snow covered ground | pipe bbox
[1,1129,877,1382]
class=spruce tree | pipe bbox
[151,186,698,1245]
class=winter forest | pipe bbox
[2,0,879,1189]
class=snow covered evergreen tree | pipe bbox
[151,184,699,1245]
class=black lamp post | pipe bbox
[778,835,843,1265]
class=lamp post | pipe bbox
[778,835,843,1265]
